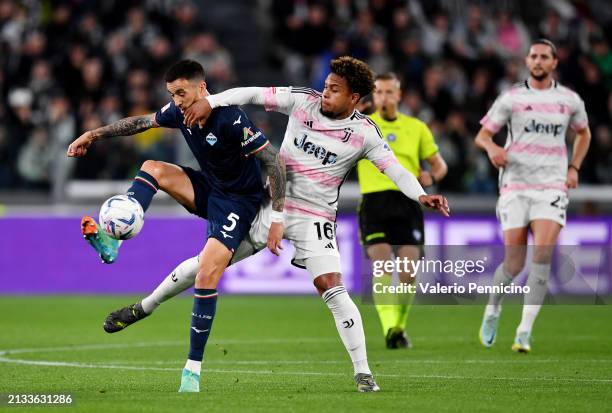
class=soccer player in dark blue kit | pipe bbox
[67,60,286,392]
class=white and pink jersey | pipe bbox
[263,86,398,219]
[480,80,588,195]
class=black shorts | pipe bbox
[358,190,424,246]
[180,166,263,253]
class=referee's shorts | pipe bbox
[358,190,424,247]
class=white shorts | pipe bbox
[231,199,341,278]
[496,190,568,231]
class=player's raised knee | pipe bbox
[141,160,166,182]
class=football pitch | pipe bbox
[0,296,610,412]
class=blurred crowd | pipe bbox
[269,0,612,192]
[0,0,611,194]
[0,0,235,190]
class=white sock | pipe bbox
[322,286,371,375]
[140,256,199,314]
[517,262,550,334]
[184,359,201,375]
[485,263,514,317]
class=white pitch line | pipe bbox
[87,358,612,366]
[1,356,611,384]
[1,342,611,384]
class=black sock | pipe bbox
[126,170,159,212]
[188,288,217,362]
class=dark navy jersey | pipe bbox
[155,101,269,194]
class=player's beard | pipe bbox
[530,68,550,81]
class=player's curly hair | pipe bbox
[329,56,375,99]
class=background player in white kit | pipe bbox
[475,39,592,352]
[104,57,449,393]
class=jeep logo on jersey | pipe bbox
[294,134,338,165]
[524,119,564,137]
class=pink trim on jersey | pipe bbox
[570,120,588,131]
[507,142,567,157]
[512,102,571,114]
[507,88,521,96]
[284,198,336,221]
[373,156,399,171]
[264,87,278,112]
[500,183,568,195]
[480,115,502,133]
[281,148,343,187]
[292,109,364,148]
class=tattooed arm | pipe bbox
[254,143,286,255]
[67,114,157,158]
[255,143,286,213]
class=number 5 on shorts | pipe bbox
[223,212,240,232]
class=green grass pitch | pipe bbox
[0,296,611,412]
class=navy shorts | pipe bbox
[180,166,263,253]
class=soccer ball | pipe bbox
[99,195,145,240]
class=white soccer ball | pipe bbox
[99,195,145,240]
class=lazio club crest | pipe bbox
[206,133,218,146]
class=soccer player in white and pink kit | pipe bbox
[476,39,592,353]
[103,56,449,393]
[184,56,449,391]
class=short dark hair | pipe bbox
[329,56,375,99]
[164,59,205,83]
[375,72,401,87]
[530,38,558,58]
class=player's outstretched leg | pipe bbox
[103,302,149,333]
[102,256,200,333]
[81,216,120,264]
[81,168,160,263]
[314,270,380,392]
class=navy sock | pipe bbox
[126,171,159,212]
[188,288,218,362]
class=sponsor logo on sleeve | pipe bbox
[242,127,263,147]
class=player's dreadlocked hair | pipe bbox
[330,56,375,99]
[165,59,205,82]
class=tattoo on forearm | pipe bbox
[256,145,286,212]
[91,115,154,140]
